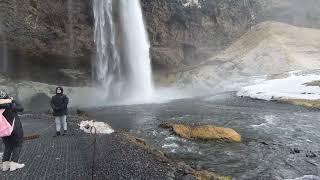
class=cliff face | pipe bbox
[142,0,260,69]
[1,0,319,73]
[0,0,94,58]
[0,0,259,70]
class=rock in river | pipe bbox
[160,123,241,142]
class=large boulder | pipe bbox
[194,170,231,180]
[160,123,241,142]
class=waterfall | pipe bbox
[93,0,153,103]
[0,24,8,73]
[93,0,122,99]
[67,0,74,57]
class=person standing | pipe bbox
[50,87,69,137]
[0,90,25,171]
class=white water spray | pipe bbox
[0,25,8,73]
[120,0,153,100]
[67,0,74,57]
[93,0,153,103]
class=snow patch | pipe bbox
[237,74,320,101]
[79,120,114,134]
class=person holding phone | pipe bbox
[0,90,25,171]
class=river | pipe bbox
[87,92,320,179]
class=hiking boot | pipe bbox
[2,161,10,171]
[53,132,61,137]
[10,162,25,171]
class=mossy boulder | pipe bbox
[160,123,241,142]
[194,170,231,180]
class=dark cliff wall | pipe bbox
[1,0,318,72]
[0,0,260,70]
[0,0,94,58]
[141,0,260,69]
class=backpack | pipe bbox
[0,109,15,137]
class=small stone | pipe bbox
[306,151,317,158]
[182,174,196,180]
[196,164,202,171]
[166,171,175,178]
[290,148,301,154]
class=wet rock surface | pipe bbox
[142,0,259,69]
[1,0,320,73]
[0,0,259,69]
[0,0,94,58]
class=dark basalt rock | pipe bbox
[1,0,319,73]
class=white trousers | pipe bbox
[55,115,67,132]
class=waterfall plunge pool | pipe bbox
[86,92,320,179]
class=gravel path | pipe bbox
[0,113,185,180]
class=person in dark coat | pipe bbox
[50,87,69,137]
[0,90,25,171]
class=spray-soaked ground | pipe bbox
[87,92,320,179]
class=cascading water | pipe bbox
[67,0,74,57]
[119,0,153,100]
[0,24,8,73]
[93,0,122,99]
[93,0,153,103]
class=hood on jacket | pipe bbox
[56,87,64,95]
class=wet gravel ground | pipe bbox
[0,113,184,180]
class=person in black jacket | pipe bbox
[0,90,25,171]
[50,87,69,137]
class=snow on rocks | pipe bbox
[79,120,114,134]
[237,73,320,101]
